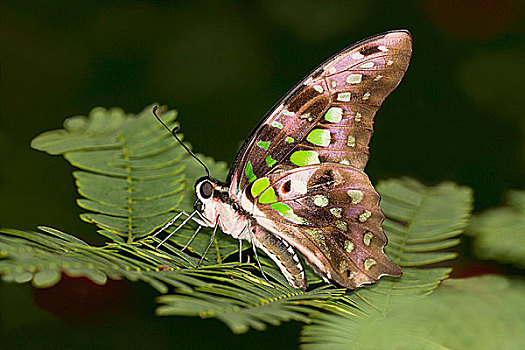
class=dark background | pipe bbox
[1,0,523,349]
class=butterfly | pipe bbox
[153,30,412,290]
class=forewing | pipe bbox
[229,31,412,196]
[244,164,401,289]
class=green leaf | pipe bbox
[31,105,235,262]
[467,190,525,266]
[302,276,525,350]
[1,226,344,330]
[0,227,262,295]
[156,274,342,334]
[33,269,62,288]
[301,178,473,348]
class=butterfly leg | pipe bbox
[154,211,205,249]
[197,216,219,267]
[248,225,271,284]
[181,225,202,251]
[151,211,186,239]
[238,239,243,264]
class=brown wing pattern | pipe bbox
[247,165,401,289]
[229,31,412,197]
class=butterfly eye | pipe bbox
[199,181,213,199]
[232,202,240,211]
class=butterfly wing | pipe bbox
[229,30,411,288]
[245,164,400,289]
[228,30,412,197]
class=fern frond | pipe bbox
[0,226,342,332]
[0,227,189,291]
[300,178,473,349]
[31,106,237,261]
[467,190,525,266]
[156,276,343,334]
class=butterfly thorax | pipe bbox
[195,176,308,289]
[195,177,252,240]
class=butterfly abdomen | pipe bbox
[253,225,307,290]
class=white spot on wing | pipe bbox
[336,220,348,232]
[283,110,295,117]
[344,240,354,253]
[330,207,342,218]
[313,85,323,93]
[324,107,343,123]
[363,232,373,246]
[337,92,351,102]
[347,135,356,147]
[360,62,374,69]
[352,52,364,60]
[271,121,283,129]
[378,45,389,52]
[362,92,371,100]
[373,75,383,81]
[347,190,363,204]
[364,258,376,270]
[359,210,372,222]
[312,195,329,207]
[346,74,362,84]
[329,67,336,74]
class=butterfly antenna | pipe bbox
[153,106,210,177]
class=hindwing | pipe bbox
[242,164,401,289]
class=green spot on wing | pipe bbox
[251,177,270,197]
[270,202,305,224]
[285,137,294,143]
[271,121,283,129]
[290,150,320,166]
[259,187,277,204]
[306,129,331,147]
[270,202,290,215]
[245,162,256,183]
[324,107,343,123]
[266,155,276,167]
[257,141,270,150]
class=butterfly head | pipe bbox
[194,176,230,226]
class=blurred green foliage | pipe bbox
[302,275,525,350]
[468,190,525,266]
